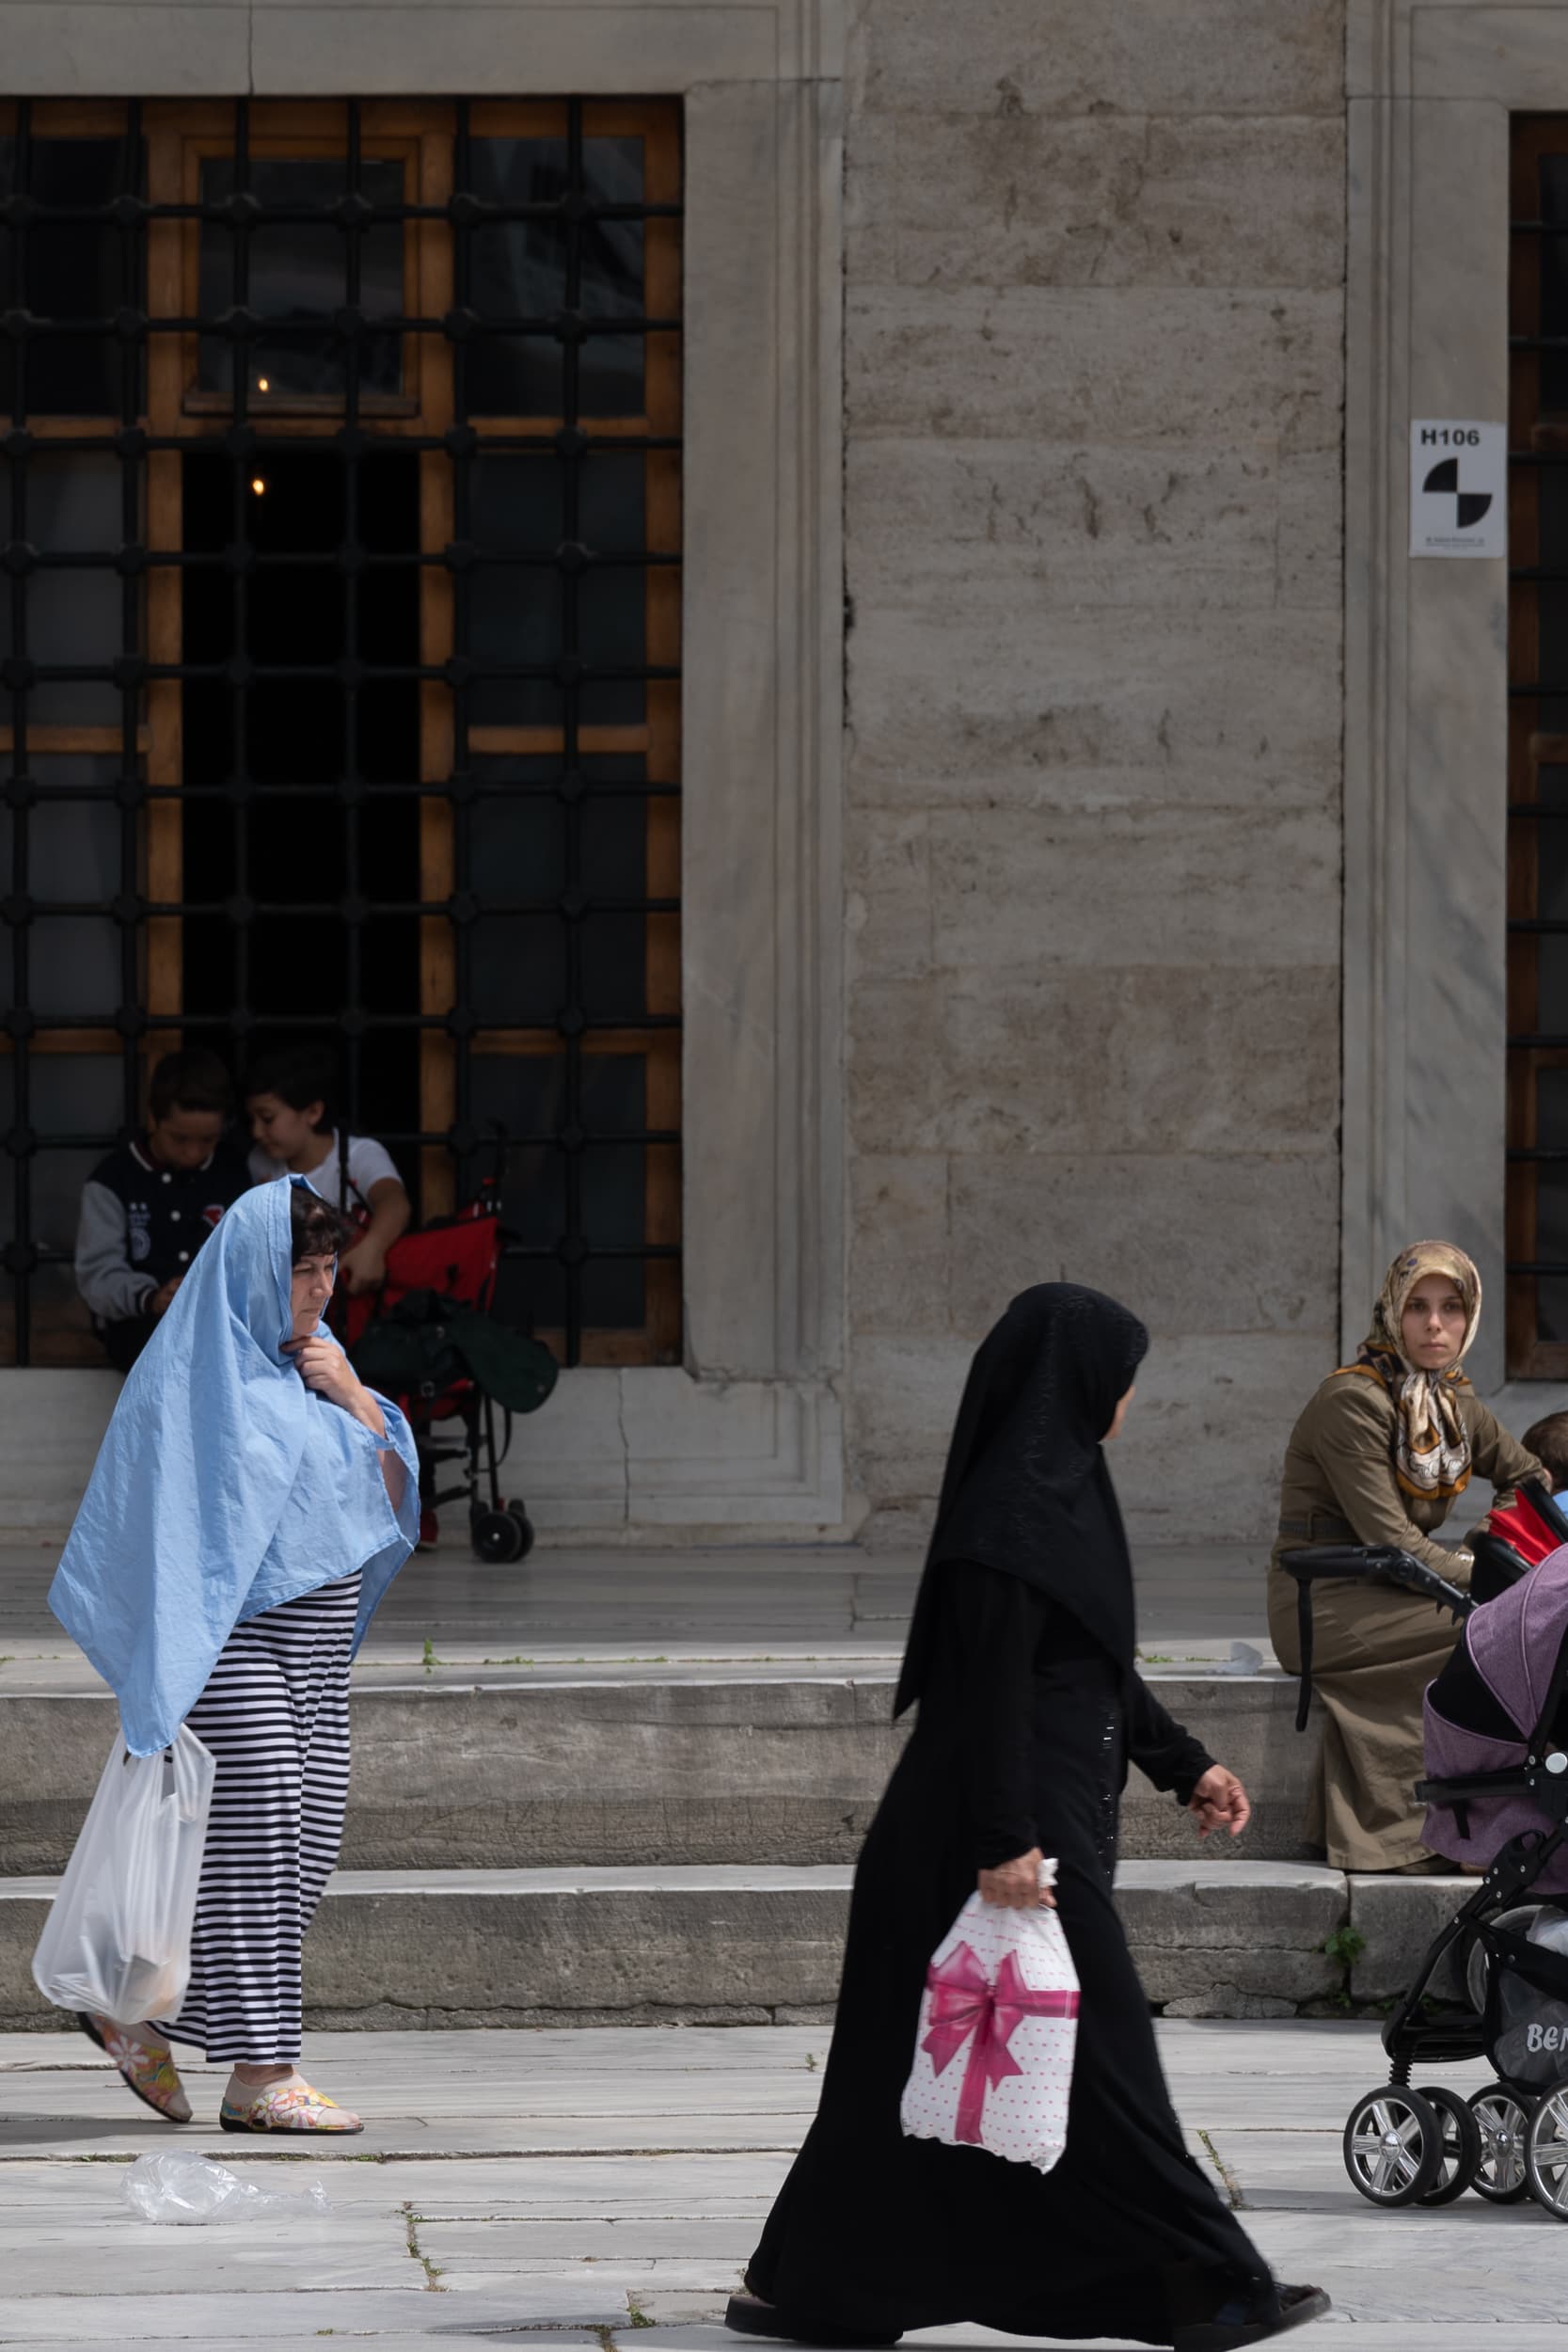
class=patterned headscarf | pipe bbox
[1344,1241,1482,1502]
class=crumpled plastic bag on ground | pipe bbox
[121,2150,330,2225]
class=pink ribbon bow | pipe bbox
[921,1941,1079,2144]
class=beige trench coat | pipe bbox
[1266,1375,1544,1871]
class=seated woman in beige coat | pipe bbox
[1267,1242,1544,1873]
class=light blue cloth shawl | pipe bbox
[50,1177,420,1755]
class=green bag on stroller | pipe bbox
[350,1288,558,1416]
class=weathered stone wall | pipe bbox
[841,0,1348,1546]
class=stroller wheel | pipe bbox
[1468,2083,1532,2202]
[1414,2085,1481,2203]
[1342,2086,1445,2206]
[471,1506,525,1564]
[505,1502,536,1560]
[1526,2077,1568,2219]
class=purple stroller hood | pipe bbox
[1471,1543,1568,1729]
[1423,1543,1568,1891]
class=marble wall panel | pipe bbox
[1274,449,1344,611]
[1111,1333,1338,1545]
[851,0,1345,119]
[850,968,1340,1159]
[847,604,1343,811]
[852,113,1343,292]
[946,1154,1338,1337]
[847,439,1284,613]
[927,807,1340,971]
[848,1156,951,1335]
[0,2,246,87]
[846,1332,976,1500]
[847,979,954,1156]
[845,809,932,982]
[841,0,1347,1542]
[846,1329,1335,1548]
[847,286,1342,451]
[250,1,793,88]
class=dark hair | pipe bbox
[289,1184,354,1265]
[1524,1412,1568,1492]
[245,1044,337,1133]
[148,1048,233,1123]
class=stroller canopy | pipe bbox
[1469,1544,1568,1740]
[1423,1543,1568,1889]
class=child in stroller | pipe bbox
[1476,1410,1568,1574]
[1331,1483,1568,2217]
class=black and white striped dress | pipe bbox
[158,1569,361,2064]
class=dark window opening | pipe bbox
[0,96,683,1369]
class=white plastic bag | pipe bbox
[121,2152,329,2226]
[900,1857,1079,2172]
[32,1724,214,2023]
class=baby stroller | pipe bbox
[1287,1486,1568,2218]
[349,1204,557,1565]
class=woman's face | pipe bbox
[1401,1278,1468,1371]
[290,1252,336,1339]
[1103,1382,1135,1443]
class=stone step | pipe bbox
[0,1858,1465,2029]
[0,1669,1320,1873]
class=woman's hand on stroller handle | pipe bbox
[1188,1764,1251,1840]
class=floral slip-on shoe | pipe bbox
[219,2078,364,2134]
[77,2011,192,2124]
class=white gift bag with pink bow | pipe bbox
[899,1857,1079,2172]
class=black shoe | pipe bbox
[724,2292,901,2348]
[1174,2283,1331,2352]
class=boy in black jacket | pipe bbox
[74,1050,249,1371]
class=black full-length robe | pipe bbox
[746,1563,1275,2346]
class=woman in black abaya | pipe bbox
[728,1287,1328,2352]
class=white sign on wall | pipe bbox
[1409,421,1507,558]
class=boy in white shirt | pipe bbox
[245,1046,412,1296]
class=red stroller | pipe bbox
[347,1210,540,1564]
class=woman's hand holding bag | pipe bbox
[977,1843,1058,1909]
[32,1724,214,2025]
[901,1857,1079,2173]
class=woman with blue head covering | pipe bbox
[49,1177,420,2134]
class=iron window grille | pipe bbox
[0,96,683,1369]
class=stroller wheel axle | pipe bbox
[1469,2083,1533,2202]
[472,1505,528,1565]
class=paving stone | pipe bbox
[0,2206,413,2296]
[2,2023,1563,2343]
[0,2294,601,2343]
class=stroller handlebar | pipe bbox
[1277,1545,1473,1734]
[1278,1544,1473,1620]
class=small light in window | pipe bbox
[257,375,271,393]
[249,476,267,497]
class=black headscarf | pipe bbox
[894,1283,1149,1716]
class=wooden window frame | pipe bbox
[0,95,683,1368]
